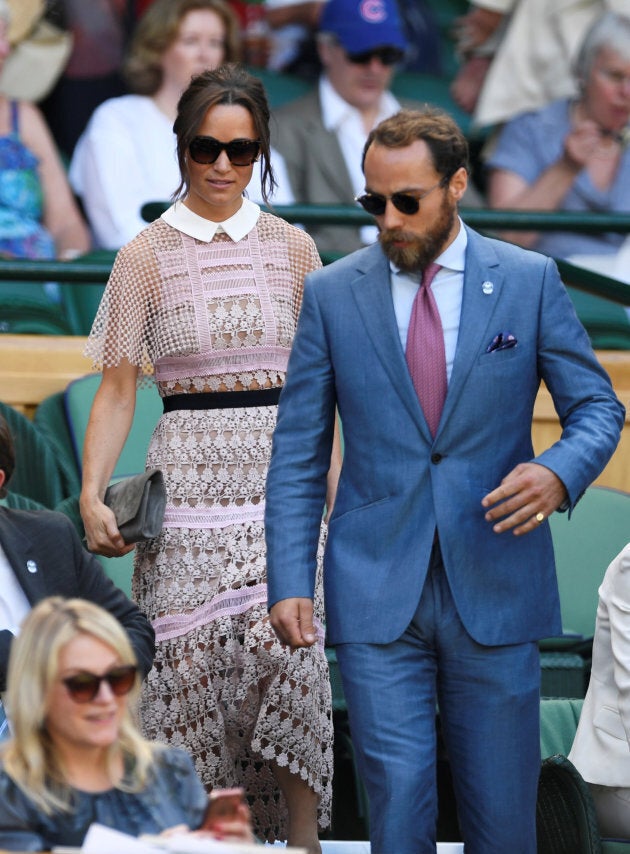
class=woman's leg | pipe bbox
[272,761,322,854]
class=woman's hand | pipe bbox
[80,362,138,557]
[562,119,607,170]
[80,495,134,557]
[194,802,254,843]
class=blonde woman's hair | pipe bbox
[3,597,157,816]
[124,0,242,95]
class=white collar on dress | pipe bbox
[161,197,260,242]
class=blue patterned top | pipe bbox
[0,101,55,260]
[0,747,208,851]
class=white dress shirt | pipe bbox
[0,543,30,637]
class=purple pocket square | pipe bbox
[486,332,517,353]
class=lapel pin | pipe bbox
[482,281,494,295]
[26,560,37,574]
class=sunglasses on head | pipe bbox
[355,178,447,216]
[188,136,260,166]
[62,664,138,703]
[346,46,404,66]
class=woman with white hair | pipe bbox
[486,11,630,261]
[0,597,253,850]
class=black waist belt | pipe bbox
[163,387,282,412]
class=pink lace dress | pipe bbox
[85,202,333,841]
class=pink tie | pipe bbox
[405,262,446,437]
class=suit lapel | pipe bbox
[0,509,47,604]
[349,246,432,436]
[438,228,504,432]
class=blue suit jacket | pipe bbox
[265,227,625,647]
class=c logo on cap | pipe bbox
[359,0,387,24]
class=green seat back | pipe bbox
[0,492,47,511]
[59,250,116,337]
[33,391,82,497]
[0,400,67,508]
[549,487,630,641]
[96,551,134,598]
[0,282,74,335]
[540,698,584,759]
[247,67,313,108]
[567,287,630,350]
[63,374,163,478]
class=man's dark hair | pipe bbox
[362,107,470,180]
[0,414,15,498]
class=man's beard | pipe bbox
[379,192,456,274]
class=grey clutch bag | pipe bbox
[104,469,166,544]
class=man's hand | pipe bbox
[269,597,317,648]
[482,462,568,535]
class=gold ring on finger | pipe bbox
[535,512,545,523]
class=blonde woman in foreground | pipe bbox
[0,597,252,851]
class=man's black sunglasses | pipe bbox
[62,664,138,703]
[355,178,447,217]
[346,46,405,66]
[188,136,261,166]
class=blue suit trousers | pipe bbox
[336,544,541,854]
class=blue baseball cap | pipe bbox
[320,0,407,55]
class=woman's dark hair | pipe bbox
[173,64,276,205]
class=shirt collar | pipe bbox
[161,196,260,242]
[389,217,468,278]
[319,75,401,133]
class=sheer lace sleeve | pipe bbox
[282,218,322,326]
[84,227,163,379]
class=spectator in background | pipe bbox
[0,598,252,850]
[264,0,441,80]
[272,0,481,259]
[569,543,630,839]
[39,0,129,159]
[264,0,326,81]
[70,0,240,251]
[485,12,630,264]
[395,0,442,74]
[450,0,628,129]
[70,0,294,251]
[0,0,90,267]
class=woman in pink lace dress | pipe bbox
[79,64,335,853]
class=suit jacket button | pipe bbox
[431,453,442,464]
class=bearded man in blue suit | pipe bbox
[265,107,625,854]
